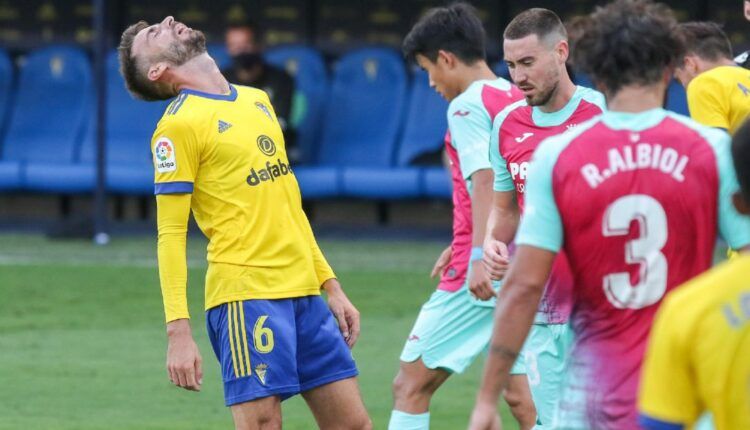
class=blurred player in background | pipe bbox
[118,16,370,430]
[222,22,298,161]
[674,22,750,134]
[734,0,750,68]
[483,8,605,427]
[638,117,750,430]
[389,3,534,430]
[469,0,750,428]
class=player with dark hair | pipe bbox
[675,21,750,135]
[483,8,605,427]
[469,1,750,428]
[391,3,535,430]
[639,119,750,430]
[118,16,371,429]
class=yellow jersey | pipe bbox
[152,85,335,322]
[638,254,750,430]
[686,65,750,135]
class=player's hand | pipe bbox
[431,246,452,278]
[469,260,495,301]
[483,239,510,281]
[166,319,203,392]
[323,278,361,348]
[467,400,502,430]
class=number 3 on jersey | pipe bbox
[254,315,275,353]
[602,194,668,309]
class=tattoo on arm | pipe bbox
[489,344,519,361]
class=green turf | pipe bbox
[0,234,518,430]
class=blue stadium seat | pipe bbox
[266,45,329,166]
[422,167,452,199]
[317,48,412,198]
[665,79,689,116]
[4,46,92,193]
[0,49,16,190]
[78,50,168,194]
[396,69,448,167]
[493,61,511,81]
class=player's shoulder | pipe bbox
[233,84,271,101]
[494,98,529,129]
[575,85,607,111]
[448,77,513,116]
[663,111,730,147]
[661,255,750,320]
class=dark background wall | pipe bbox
[0,0,745,58]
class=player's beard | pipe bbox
[527,67,560,107]
[160,29,207,67]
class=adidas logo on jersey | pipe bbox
[246,159,293,187]
[218,120,232,133]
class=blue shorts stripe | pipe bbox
[238,302,252,376]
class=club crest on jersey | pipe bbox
[255,102,273,120]
[255,364,268,385]
[154,137,176,173]
[257,135,277,157]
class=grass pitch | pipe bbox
[0,234,518,429]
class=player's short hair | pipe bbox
[570,0,683,95]
[118,21,175,101]
[733,119,750,203]
[402,2,486,65]
[503,8,567,46]
[678,22,733,62]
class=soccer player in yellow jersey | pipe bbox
[118,16,371,429]
[674,22,750,135]
[638,118,750,430]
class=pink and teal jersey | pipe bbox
[517,108,750,429]
[490,86,605,323]
[438,78,522,293]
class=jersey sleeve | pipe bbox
[514,136,565,252]
[638,296,701,428]
[712,130,750,249]
[156,193,192,322]
[447,95,492,179]
[490,109,515,192]
[152,116,202,195]
[687,77,730,130]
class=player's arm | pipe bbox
[638,295,699,430]
[712,129,750,252]
[469,136,563,430]
[484,120,519,281]
[158,194,203,392]
[152,117,203,391]
[447,96,495,300]
[687,77,730,131]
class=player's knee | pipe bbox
[236,411,281,430]
[503,387,534,413]
[392,371,432,402]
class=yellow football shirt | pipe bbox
[152,85,335,322]
[686,65,750,135]
[638,254,750,430]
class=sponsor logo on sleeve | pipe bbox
[452,110,470,117]
[154,137,177,173]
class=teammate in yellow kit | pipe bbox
[118,16,371,429]
[674,22,750,134]
[638,118,750,430]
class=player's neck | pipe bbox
[458,62,496,94]
[538,75,576,113]
[606,83,666,113]
[173,53,231,96]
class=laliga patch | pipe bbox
[154,137,177,173]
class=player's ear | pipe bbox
[147,62,167,82]
[733,192,750,216]
[556,39,569,64]
[437,50,455,69]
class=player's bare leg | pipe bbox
[504,374,536,430]
[392,358,451,413]
[302,376,372,430]
[230,395,282,430]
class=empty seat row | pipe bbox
[0,44,689,199]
